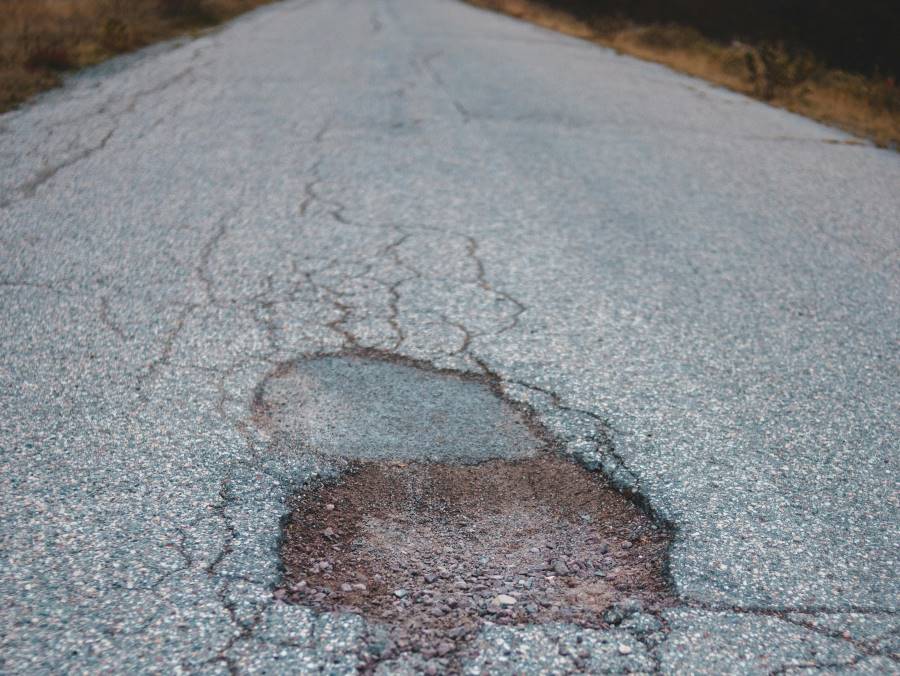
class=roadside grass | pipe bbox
[468,0,900,148]
[0,0,274,113]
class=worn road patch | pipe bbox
[258,353,544,463]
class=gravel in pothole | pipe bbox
[277,453,674,667]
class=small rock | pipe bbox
[437,641,454,656]
[621,541,633,550]
[322,527,335,538]
[618,644,633,655]
[621,598,644,614]
[553,561,570,575]
[604,599,643,625]
[491,594,517,606]
[425,573,438,583]
[351,583,367,592]
[325,503,335,511]
[393,589,409,598]
[340,583,353,593]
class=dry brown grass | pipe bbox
[0,0,273,112]
[469,0,900,148]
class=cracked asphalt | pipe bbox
[1,0,898,673]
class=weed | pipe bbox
[0,0,272,112]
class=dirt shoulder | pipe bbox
[0,0,274,113]
[468,0,900,149]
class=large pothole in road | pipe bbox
[261,352,674,669]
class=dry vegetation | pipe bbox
[0,0,272,112]
[469,0,900,148]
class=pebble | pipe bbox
[325,503,335,511]
[393,589,409,598]
[618,644,633,655]
[491,594,517,606]
[340,583,353,592]
[553,561,570,575]
[603,599,644,625]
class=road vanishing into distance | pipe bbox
[2,0,899,673]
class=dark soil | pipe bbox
[277,453,674,668]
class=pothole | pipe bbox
[260,352,675,670]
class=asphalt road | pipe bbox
[1,0,899,672]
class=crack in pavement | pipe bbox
[0,51,207,211]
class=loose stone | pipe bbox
[491,594,518,606]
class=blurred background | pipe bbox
[2,0,898,146]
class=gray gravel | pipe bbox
[1,0,898,673]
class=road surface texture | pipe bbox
[1,0,898,673]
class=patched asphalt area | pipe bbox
[256,352,545,464]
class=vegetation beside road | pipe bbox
[469,0,900,148]
[0,0,272,112]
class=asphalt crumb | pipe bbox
[277,453,674,670]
